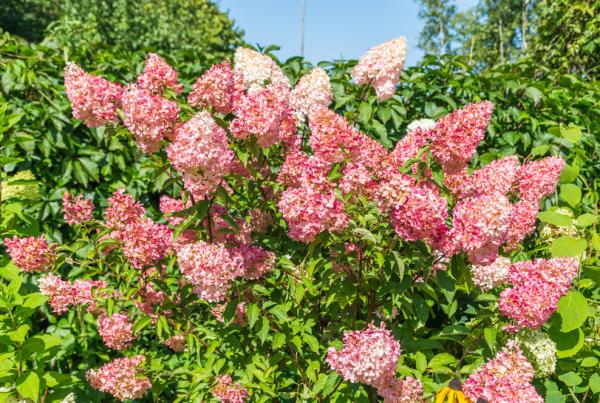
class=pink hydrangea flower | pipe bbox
[38,273,105,314]
[278,186,349,243]
[278,150,332,191]
[517,156,565,203]
[430,101,493,174]
[472,256,511,291]
[213,375,248,403]
[234,47,289,92]
[64,62,122,127]
[97,313,135,351]
[176,241,245,302]
[121,86,180,154]
[230,82,296,148]
[351,37,408,101]
[63,192,94,225]
[182,170,224,202]
[188,61,235,114]
[289,67,333,117]
[376,376,424,403]
[4,235,56,273]
[248,208,272,233]
[121,218,173,268]
[232,244,275,280]
[463,340,543,403]
[167,111,234,175]
[103,189,146,231]
[455,156,521,199]
[499,258,579,330]
[159,195,186,227]
[163,334,187,352]
[86,355,151,401]
[339,162,378,197]
[326,322,401,386]
[136,53,183,95]
[450,193,512,265]
[504,200,540,250]
[308,105,387,170]
[388,127,431,168]
[383,180,449,247]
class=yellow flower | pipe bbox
[435,386,473,403]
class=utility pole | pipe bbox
[300,0,306,57]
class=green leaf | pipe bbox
[525,86,543,104]
[23,293,47,309]
[427,353,457,370]
[257,317,270,344]
[247,304,259,329]
[358,102,372,125]
[302,333,320,353]
[581,357,598,367]
[550,236,587,257]
[538,211,573,227]
[16,371,39,400]
[576,213,596,227]
[22,337,45,358]
[559,184,581,207]
[556,291,589,332]
[560,126,582,143]
[7,324,30,343]
[589,373,600,394]
[551,327,584,358]
[558,371,582,386]
[132,316,152,335]
[559,165,579,183]
[415,351,427,373]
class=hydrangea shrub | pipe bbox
[2,38,591,402]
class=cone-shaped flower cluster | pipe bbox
[4,235,56,273]
[212,375,248,403]
[463,340,543,403]
[38,273,106,314]
[86,355,151,401]
[62,192,94,225]
[98,313,136,351]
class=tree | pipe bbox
[417,0,457,55]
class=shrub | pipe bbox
[2,38,598,402]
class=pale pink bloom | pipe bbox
[388,127,431,168]
[339,162,378,197]
[182,170,224,202]
[176,241,245,302]
[289,67,333,117]
[376,375,424,403]
[64,62,122,127]
[472,256,511,291]
[430,101,493,174]
[234,47,289,93]
[278,150,331,191]
[38,273,105,314]
[97,313,135,351]
[463,340,543,403]
[326,322,401,386]
[230,82,296,148]
[86,355,151,401]
[308,105,387,170]
[232,244,275,280]
[352,37,408,101]
[159,195,186,227]
[278,186,349,243]
[456,156,521,199]
[163,334,186,352]
[137,53,183,95]
[63,192,94,225]
[121,218,173,268]
[517,156,565,203]
[121,86,180,154]
[103,189,146,231]
[167,111,234,175]
[73,278,107,311]
[387,182,449,247]
[499,258,578,330]
[4,235,56,273]
[450,193,512,265]
[374,169,415,212]
[213,374,248,403]
[504,200,540,250]
[189,61,235,114]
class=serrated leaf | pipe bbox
[556,291,589,332]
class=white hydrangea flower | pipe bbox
[516,329,557,377]
[406,118,436,133]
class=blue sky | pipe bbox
[218,0,478,66]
